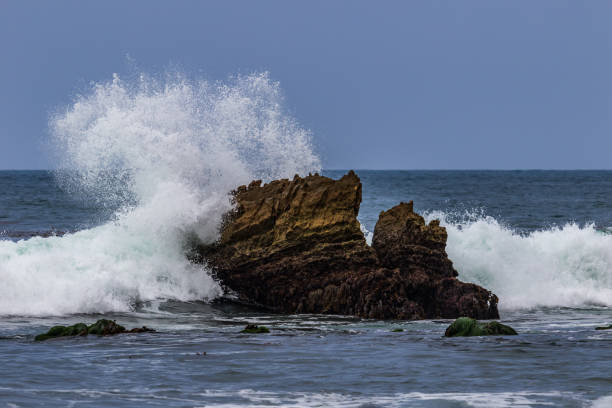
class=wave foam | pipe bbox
[426,212,612,309]
[196,389,583,408]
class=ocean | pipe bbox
[1,74,612,407]
[1,169,611,408]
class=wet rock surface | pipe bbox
[34,319,155,341]
[197,171,499,320]
[444,317,518,337]
[241,324,270,334]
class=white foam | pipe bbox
[425,212,612,309]
[194,389,581,408]
[591,395,612,408]
[0,71,320,316]
[359,222,373,245]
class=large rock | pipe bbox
[196,171,499,320]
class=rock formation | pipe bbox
[196,171,499,320]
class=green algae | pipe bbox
[444,317,517,337]
[87,319,125,335]
[35,319,128,341]
[34,323,88,341]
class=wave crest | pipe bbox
[426,212,612,309]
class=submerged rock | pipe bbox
[196,171,499,320]
[35,320,155,341]
[87,319,126,335]
[241,324,270,334]
[129,326,157,333]
[444,317,517,337]
[34,323,88,341]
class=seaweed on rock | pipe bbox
[444,317,517,337]
[34,320,155,341]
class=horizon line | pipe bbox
[1,168,611,172]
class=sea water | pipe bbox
[0,72,611,407]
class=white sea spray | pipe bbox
[0,71,320,316]
[425,211,612,309]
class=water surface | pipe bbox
[1,170,611,407]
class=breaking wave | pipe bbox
[425,212,612,309]
[0,71,320,316]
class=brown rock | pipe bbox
[372,201,452,273]
[128,326,156,333]
[196,171,499,320]
[371,201,498,318]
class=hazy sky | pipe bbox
[1,1,611,169]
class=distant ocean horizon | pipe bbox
[3,168,612,171]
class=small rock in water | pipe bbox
[241,324,270,334]
[34,319,155,341]
[128,326,156,333]
[34,323,88,341]
[444,317,517,337]
[595,324,612,330]
[87,319,125,335]
[391,328,404,332]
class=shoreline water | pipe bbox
[2,304,612,407]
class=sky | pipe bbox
[1,0,611,170]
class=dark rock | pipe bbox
[196,171,499,320]
[391,328,404,332]
[373,201,451,272]
[241,324,270,334]
[34,323,88,341]
[372,202,499,319]
[444,317,517,337]
[34,319,155,341]
[128,326,156,333]
[595,324,612,330]
[87,319,125,335]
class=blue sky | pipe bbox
[1,0,611,169]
